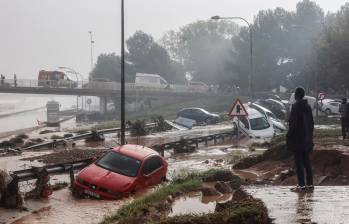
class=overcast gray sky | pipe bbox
[0,0,346,79]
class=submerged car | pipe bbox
[255,99,286,120]
[249,103,286,133]
[74,144,168,199]
[176,108,220,125]
[233,108,275,139]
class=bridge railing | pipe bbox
[0,79,212,94]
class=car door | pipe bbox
[141,156,164,186]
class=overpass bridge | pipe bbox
[0,79,213,113]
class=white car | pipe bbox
[289,93,316,111]
[233,108,275,139]
[320,99,340,115]
[248,103,286,133]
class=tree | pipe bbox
[316,3,349,93]
[230,0,324,91]
[127,31,183,83]
[161,20,239,84]
[90,53,135,82]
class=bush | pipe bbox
[127,120,148,137]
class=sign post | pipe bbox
[228,99,248,147]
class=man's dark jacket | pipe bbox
[287,99,314,151]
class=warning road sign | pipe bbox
[228,99,248,117]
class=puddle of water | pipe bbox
[169,191,233,217]
[245,185,349,224]
[169,193,215,217]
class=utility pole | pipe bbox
[120,0,126,145]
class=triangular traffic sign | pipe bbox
[228,99,248,117]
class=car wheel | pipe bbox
[325,108,331,115]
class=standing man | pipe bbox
[287,87,314,192]
[13,74,17,87]
[339,98,348,140]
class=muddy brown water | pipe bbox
[0,143,252,224]
[3,124,347,224]
[245,185,349,224]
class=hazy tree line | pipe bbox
[90,0,349,93]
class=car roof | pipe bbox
[250,103,273,114]
[112,144,158,161]
[180,108,206,112]
[246,108,264,119]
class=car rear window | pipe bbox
[95,151,142,177]
[250,117,270,130]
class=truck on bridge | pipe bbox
[38,70,77,88]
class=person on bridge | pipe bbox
[0,75,4,86]
[13,74,17,87]
[287,87,314,192]
[339,98,348,139]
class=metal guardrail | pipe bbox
[11,158,95,182]
[12,128,238,182]
[0,79,211,94]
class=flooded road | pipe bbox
[0,143,251,224]
[245,186,349,224]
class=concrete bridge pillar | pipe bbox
[99,96,107,114]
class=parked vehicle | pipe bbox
[320,99,340,115]
[135,73,170,89]
[187,81,209,92]
[254,99,286,120]
[74,145,168,199]
[233,108,275,138]
[289,93,316,110]
[248,103,286,133]
[176,108,220,125]
[38,70,77,88]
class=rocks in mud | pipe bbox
[228,179,242,190]
[173,144,196,154]
[63,133,74,138]
[21,149,109,164]
[0,170,23,209]
[214,181,232,194]
[201,187,220,196]
[39,130,55,135]
[85,131,105,142]
[232,188,250,201]
[0,148,21,156]
[202,169,241,183]
[23,138,44,148]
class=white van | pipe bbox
[135,73,170,88]
[233,108,275,139]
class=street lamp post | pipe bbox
[211,16,253,98]
[88,31,94,71]
[120,0,126,145]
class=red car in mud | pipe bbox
[73,144,168,199]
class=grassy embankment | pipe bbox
[100,169,269,224]
[235,128,344,169]
[101,170,269,224]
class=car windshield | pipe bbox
[266,111,276,119]
[95,151,142,177]
[250,117,270,130]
